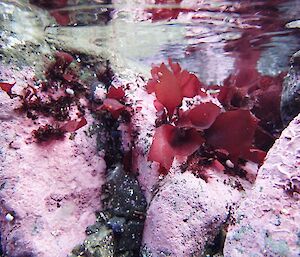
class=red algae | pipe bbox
[107,86,125,100]
[148,124,204,170]
[169,127,204,156]
[32,124,65,142]
[12,51,89,142]
[29,0,68,9]
[29,0,70,26]
[146,0,195,22]
[147,59,202,117]
[100,98,126,119]
[146,59,273,175]
[148,124,175,170]
[50,11,70,26]
[178,102,221,130]
[0,81,16,95]
[205,110,259,164]
[32,118,87,142]
[147,63,183,116]
[60,117,87,133]
[46,51,74,79]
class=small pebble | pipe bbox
[226,159,234,168]
[66,88,75,95]
[280,208,289,215]
[285,20,300,29]
[5,213,14,222]
[93,84,106,101]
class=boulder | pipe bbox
[140,163,255,257]
[224,113,300,257]
[0,65,105,257]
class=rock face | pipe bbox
[125,78,160,203]
[141,164,254,257]
[224,113,300,257]
[281,51,300,126]
[0,65,105,257]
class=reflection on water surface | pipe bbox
[0,0,300,84]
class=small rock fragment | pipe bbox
[5,213,14,222]
[285,20,300,29]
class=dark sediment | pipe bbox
[281,50,300,126]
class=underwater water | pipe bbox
[0,1,300,257]
[1,0,300,84]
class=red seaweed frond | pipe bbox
[146,59,271,175]
[146,59,203,117]
[0,81,16,96]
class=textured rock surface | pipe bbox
[224,113,300,257]
[97,165,147,256]
[281,51,300,126]
[0,65,105,257]
[141,164,254,257]
[124,77,160,203]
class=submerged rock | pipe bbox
[0,65,106,257]
[141,166,254,257]
[70,164,147,257]
[121,73,259,256]
[281,51,300,126]
[70,226,114,257]
[224,113,300,257]
[103,165,147,255]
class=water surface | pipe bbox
[1,0,300,84]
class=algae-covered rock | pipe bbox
[70,164,147,257]
[70,227,114,257]
[102,165,147,255]
[224,113,300,256]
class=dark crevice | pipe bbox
[203,226,227,257]
[71,63,147,257]
[96,106,147,256]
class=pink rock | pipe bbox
[0,65,105,257]
[120,75,258,256]
[224,113,300,257]
[114,76,160,203]
[141,164,254,256]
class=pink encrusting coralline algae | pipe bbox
[0,65,106,257]
[224,113,300,257]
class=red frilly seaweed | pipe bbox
[177,102,221,130]
[147,59,203,116]
[107,86,125,100]
[205,110,259,164]
[148,124,204,170]
[146,59,273,175]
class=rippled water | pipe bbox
[0,0,300,85]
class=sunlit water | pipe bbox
[0,0,300,85]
